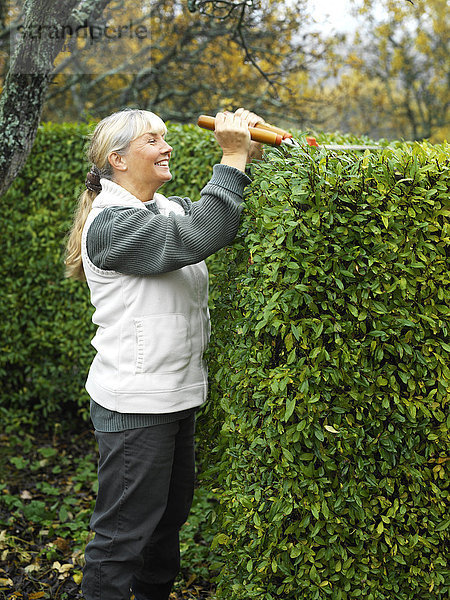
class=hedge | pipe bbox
[0,122,93,418]
[203,141,449,599]
[0,122,448,599]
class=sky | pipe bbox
[310,0,360,34]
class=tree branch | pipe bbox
[0,0,112,197]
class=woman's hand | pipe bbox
[233,107,265,163]
[214,108,265,172]
[215,111,251,172]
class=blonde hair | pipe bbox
[65,109,167,280]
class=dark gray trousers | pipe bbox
[82,413,196,600]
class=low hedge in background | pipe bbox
[1,122,92,419]
[203,141,449,599]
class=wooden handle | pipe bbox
[254,122,293,139]
[197,115,282,146]
[197,115,217,131]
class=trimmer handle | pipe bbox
[197,115,283,146]
[197,114,319,148]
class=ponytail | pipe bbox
[64,189,97,281]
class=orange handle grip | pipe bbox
[197,115,283,146]
[306,136,319,147]
[253,122,293,139]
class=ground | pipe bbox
[0,420,217,600]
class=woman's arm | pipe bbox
[86,165,250,276]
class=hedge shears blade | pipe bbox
[283,137,382,151]
[197,115,382,151]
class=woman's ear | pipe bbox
[108,152,127,171]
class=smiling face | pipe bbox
[123,131,173,195]
[104,110,174,202]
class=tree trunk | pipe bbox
[0,0,111,197]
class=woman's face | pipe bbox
[122,130,173,193]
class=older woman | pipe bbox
[65,107,263,600]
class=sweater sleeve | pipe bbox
[86,164,251,276]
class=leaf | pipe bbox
[322,499,330,519]
[73,571,83,585]
[408,404,417,420]
[313,321,324,339]
[24,564,41,574]
[285,332,294,351]
[348,305,359,318]
[324,425,339,434]
[434,519,450,532]
[284,397,296,421]
[282,447,294,462]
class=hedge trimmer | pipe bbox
[197,115,382,151]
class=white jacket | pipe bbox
[81,180,210,413]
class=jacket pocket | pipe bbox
[134,314,191,374]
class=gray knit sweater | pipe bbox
[86,164,250,432]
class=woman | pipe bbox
[65,107,263,600]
